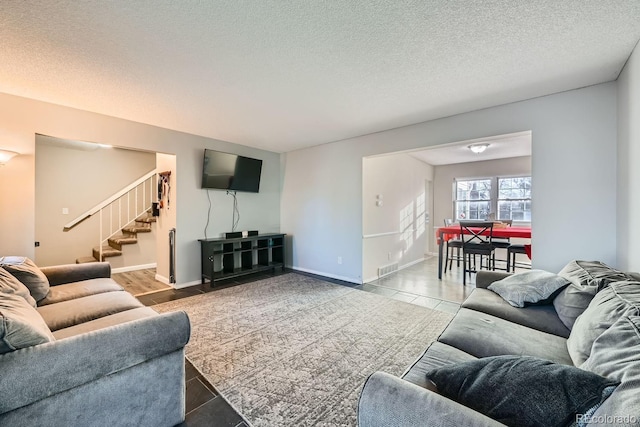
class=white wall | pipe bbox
[0,92,281,287]
[362,154,434,282]
[35,138,157,266]
[281,83,617,283]
[432,156,531,250]
[617,42,640,272]
[155,153,177,283]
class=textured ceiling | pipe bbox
[1,1,639,153]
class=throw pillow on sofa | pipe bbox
[488,270,569,307]
[426,355,618,427]
[0,292,55,354]
[580,314,640,425]
[553,260,632,329]
[0,267,37,307]
[0,256,50,302]
[567,281,640,366]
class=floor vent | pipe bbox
[378,262,399,278]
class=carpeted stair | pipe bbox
[76,214,156,263]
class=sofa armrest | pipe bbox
[475,271,511,289]
[358,372,505,427]
[40,262,111,286]
[0,310,190,414]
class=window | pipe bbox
[454,176,531,222]
[454,179,491,220]
[498,177,531,221]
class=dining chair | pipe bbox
[507,243,532,272]
[459,220,496,285]
[443,219,463,273]
[491,219,513,271]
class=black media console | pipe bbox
[199,233,286,285]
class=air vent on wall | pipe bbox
[377,262,398,278]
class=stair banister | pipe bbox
[63,170,157,232]
[63,169,156,263]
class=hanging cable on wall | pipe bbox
[227,190,240,232]
[204,189,213,240]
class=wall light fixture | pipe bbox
[0,149,19,165]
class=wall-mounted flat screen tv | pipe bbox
[201,149,263,193]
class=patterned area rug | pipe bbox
[154,273,453,426]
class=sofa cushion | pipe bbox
[426,355,618,427]
[52,307,158,340]
[553,260,632,330]
[38,278,124,306]
[37,291,144,331]
[0,256,50,302]
[402,341,476,390]
[0,267,37,308]
[567,281,640,366]
[462,288,571,338]
[580,314,640,425]
[438,308,573,364]
[0,292,55,353]
[487,269,569,308]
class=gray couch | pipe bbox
[358,266,640,427]
[0,260,190,427]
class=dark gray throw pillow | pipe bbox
[0,267,37,307]
[426,355,618,427]
[0,256,50,302]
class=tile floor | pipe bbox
[141,255,491,426]
[353,255,478,313]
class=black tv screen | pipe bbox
[202,149,263,193]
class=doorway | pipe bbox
[34,134,176,284]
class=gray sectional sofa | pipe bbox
[358,261,640,427]
[0,258,190,427]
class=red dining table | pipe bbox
[436,225,532,279]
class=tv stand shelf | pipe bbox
[199,233,286,285]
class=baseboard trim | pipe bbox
[154,273,170,285]
[172,280,202,289]
[399,257,425,270]
[112,263,157,274]
[155,273,200,289]
[289,266,362,285]
[363,257,426,284]
[363,275,378,283]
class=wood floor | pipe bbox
[110,268,171,296]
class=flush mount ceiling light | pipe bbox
[0,149,19,165]
[468,143,490,154]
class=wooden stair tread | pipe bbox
[123,226,152,234]
[93,246,122,259]
[136,217,156,223]
[108,236,138,245]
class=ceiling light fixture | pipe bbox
[468,143,490,154]
[0,149,19,165]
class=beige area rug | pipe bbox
[154,273,453,426]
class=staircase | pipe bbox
[76,213,156,263]
[64,170,158,265]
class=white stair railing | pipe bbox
[63,170,157,261]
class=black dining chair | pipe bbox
[507,244,532,272]
[443,219,463,273]
[491,219,513,271]
[459,220,496,285]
